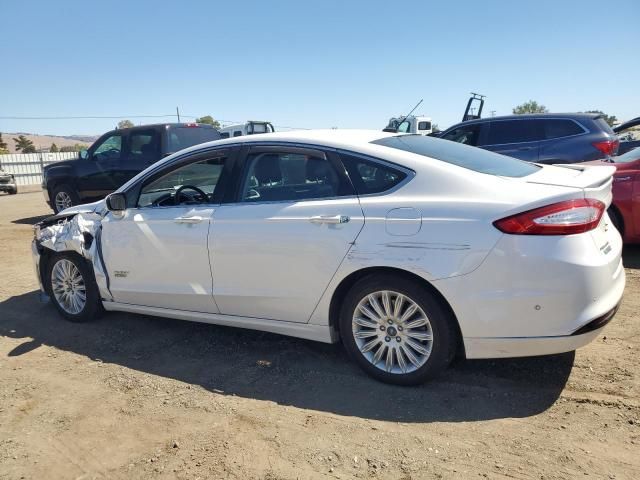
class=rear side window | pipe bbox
[340,154,407,195]
[543,119,584,139]
[440,124,481,146]
[167,126,221,153]
[240,152,351,202]
[220,132,230,139]
[486,120,542,145]
[129,130,160,161]
[371,135,540,178]
[418,121,431,131]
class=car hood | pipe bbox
[58,199,107,216]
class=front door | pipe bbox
[79,131,125,198]
[101,151,231,312]
[210,146,364,323]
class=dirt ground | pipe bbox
[0,191,638,480]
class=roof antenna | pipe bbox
[383,99,423,132]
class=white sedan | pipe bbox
[32,130,625,385]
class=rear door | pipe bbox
[482,119,542,162]
[114,128,162,185]
[209,145,364,323]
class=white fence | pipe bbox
[0,152,77,186]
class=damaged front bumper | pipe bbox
[33,211,112,302]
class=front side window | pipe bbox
[241,152,344,202]
[129,130,160,161]
[486,120,542,145]
[441,124,481,146]
[397,121,411,133]
[92,133,122,161]
[340,154,407,194]
[138,157,226,207]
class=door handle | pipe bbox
[309,215,350,224]
[517,146,536,151]
[175,216,203,224]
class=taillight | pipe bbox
[592,139,619,157]
[494,199,605,235]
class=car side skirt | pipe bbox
[102,301,338,343]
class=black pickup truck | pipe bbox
[43,123,222,213]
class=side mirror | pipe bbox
[79,150,89,160]
[106,192,127,211]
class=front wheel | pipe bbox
[46,252,102,322]
[52,184,79,214]
[340,275,456,385]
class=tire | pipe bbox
[45,252,103,322]
[339,274,456,385]
[52,184,79,214]
[9,188,17,195]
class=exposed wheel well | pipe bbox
[328,266,465,359]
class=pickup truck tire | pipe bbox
[52,184,79,214]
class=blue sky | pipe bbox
[1,0,638,136]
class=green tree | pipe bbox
[50,143,59,152]
[13,135,36,153]
[59,143,87,152]
[585,110,618,127]
[512,100,549,114]
[195,115,221,128]
[117,119,135,129]
[0,133,9,154]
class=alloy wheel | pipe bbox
[352,290,433,374]
[55,191,73,212]
[51,259,86,315]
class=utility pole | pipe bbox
[176,107,181,123]
[490,110,496,117]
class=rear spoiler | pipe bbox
[555,164,616,189]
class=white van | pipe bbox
[219,121,275,138]
[385,116,433,135]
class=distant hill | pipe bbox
[0,132,98,153]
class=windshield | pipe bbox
[167,126,221,153]
[615,147,640,164]
[372,135,541,178]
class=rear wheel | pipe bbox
[52,184,79,213]
[46,252,102,322]
[339,274,455,385]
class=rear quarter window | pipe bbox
[339,154,407,194]
[371,135,540,178]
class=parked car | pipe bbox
[42,123,222,213]
[32,130,624,385]
[219,121,275,138]
[613,117,640,155]
[438,113,619,164]
[0,165,17,195]
[585,147,640,244]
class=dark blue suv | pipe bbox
[438,113,619,164]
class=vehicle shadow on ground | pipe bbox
[623,245,640,269]
[11,214,51,225]
[0,291,574,423]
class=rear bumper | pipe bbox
[463,304,619,359]
[433,226,625,359]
